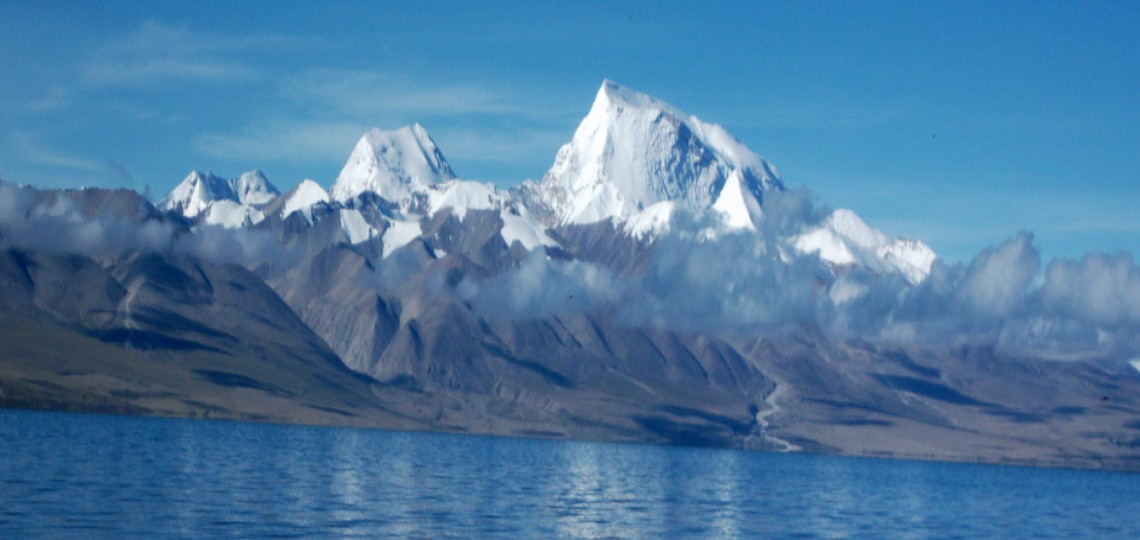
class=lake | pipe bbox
[2,409,1138,538]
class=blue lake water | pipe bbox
[2,409,1139,538]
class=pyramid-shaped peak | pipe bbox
[590,79,686,118]
[539,80,783,226]
[174,170,230,194]
[161,170,232,218]
[361,123,435,151]
[330,124,457,203]
[281,179,330,223]
[185,170,227,186]
[233,169,280,206]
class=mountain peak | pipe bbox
[161,170,233,218]
[281,179,329,224]
[539,80,782,226]
[330,124,456,203]
[591,79,684,117]
[161,169,279,222]
[233,169,280,206]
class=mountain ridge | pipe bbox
[161,80,934,284]
[4,82,1137,471]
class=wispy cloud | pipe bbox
[193,71,581,180]
[82,20,293,87]
[8,132,138,189]
[193,120,370,165]
[280,70,579,120]
[192,119,571,184]
[10,132,104,172]
[22,87,73,113]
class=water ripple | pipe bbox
[2,409,1139,538]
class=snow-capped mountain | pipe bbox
[329,124,456,205]
[160,80,934,281]
[795,209,936,284]
[161,169,280,228]
[532,79,783,228]
[291,122,554,255]
[232,170,279,206]
[280,179,329,224]
[162,171,232,218]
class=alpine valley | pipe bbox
[3,81,1139,470]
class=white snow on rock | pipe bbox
[162,171,235,218]
[501,203,558,250]
[424,180,499,221]
[382,219,422,257]
[712,169,763,230]
[201,200,263,229]
[795,208,937,284]
[538,79,782,226]
[162,169,280,224]
[339,209,376,245]
[623,201,675,239]
[329,124,456,204]
[233,170,278,206]
[281,179,329,224]
[877,238,938,285]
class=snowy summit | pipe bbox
[161,169,280,228]
[159,79,936,282]
[329,124,456,204]
[536,79,783,227]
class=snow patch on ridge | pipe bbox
[795,208,937,284]
[382,219,421,257]
[623,201,675,239]
[501,204,558,250]
[712,169,762,230]
[339,209,376,245]
[281,179,329,224]
[202,200,263,229]
[425,180,498,221]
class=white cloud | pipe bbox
[280,70,578,120]
[953,232,1039,318]
[191,70,579,180]
[22,87,72,112]
[192,120,369,165]
[1041,253,1140,327]
[82,20,295,87]
[10,132,104,172]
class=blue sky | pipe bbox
[1,1,1137,262]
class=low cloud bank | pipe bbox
[464,193,1140,361]
[0,181,282,266]
[0,182,178,256]
[3,180,1137,360]
[831,233,1140,360]
[465,253,623,320]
